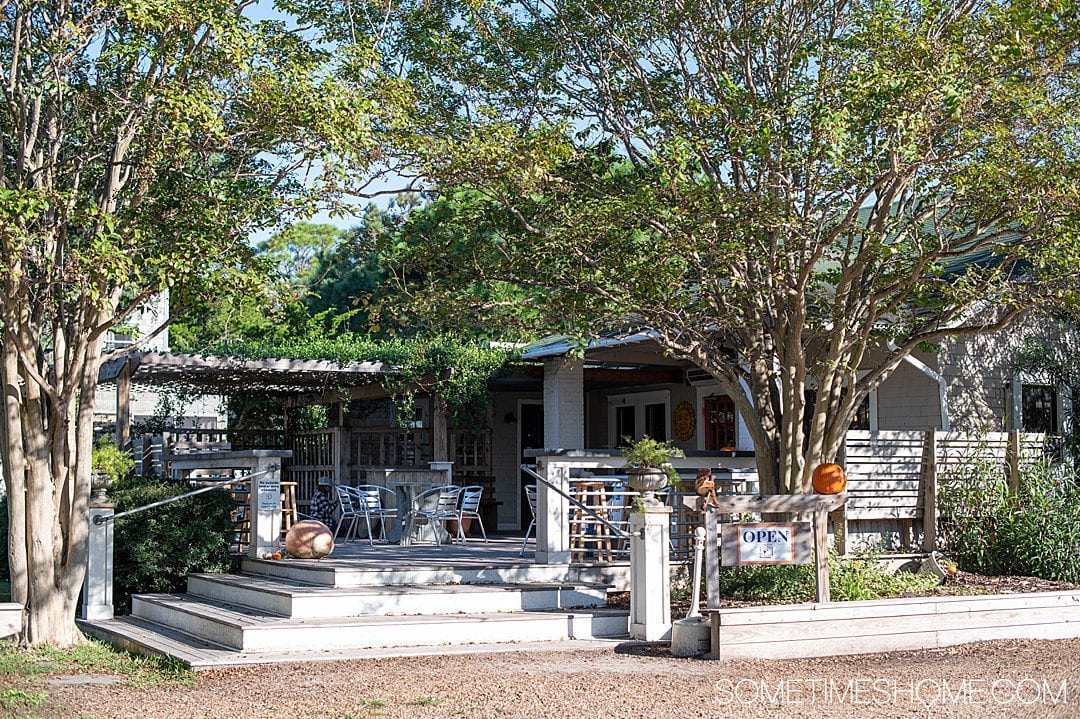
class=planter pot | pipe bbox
[627,467,668,507]
[90,470,112,503]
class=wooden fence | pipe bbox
[841,429,1048,551]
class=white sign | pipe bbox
[256,476,280,512]
[738,523,795,564]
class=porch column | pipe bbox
[249,458,283,559]
[542,358,584,450]
[535,457,571,563]
[629,504,672,641]
[432,395,450,462]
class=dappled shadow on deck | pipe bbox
[263,536,630,570]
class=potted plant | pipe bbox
[622,436,683,506]
[91,437,135,502]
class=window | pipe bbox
[850,395,873,431]
[607,390,670,446]
[807,386,875,435]
[644,402,667,441]
[615,405,636,442]
[703,395,737,450]
[1022,384,1057,434]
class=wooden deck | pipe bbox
[287,535,545,568]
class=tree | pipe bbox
[171,209,404,351]
[0,0,400,645]
[381,0,1080,494]
[169,223,349,353]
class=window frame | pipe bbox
[606,390,671,446]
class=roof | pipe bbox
[98,351,391,395]
[519,331,659,360]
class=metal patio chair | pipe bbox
[402,484,462,545]
[519,484,537,557]
[348,484,399,545]
[454,485,488,543]
[333,485,363,542]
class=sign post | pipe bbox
[684,492,847,604]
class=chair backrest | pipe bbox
[524,484,537,518]
[335,485,356,513]
[413,484,458,512]
[607,482,628,525]
[352,484,386,511]
[459,485,484,513]
[436,485,463,513]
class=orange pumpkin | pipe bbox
[811,463,847,494]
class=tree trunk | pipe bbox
[1,340,29,619]
[0,315,104,646]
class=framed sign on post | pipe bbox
[683,491,847,604]
[257,475,280,512]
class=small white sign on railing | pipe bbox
[721,522,812,566]
[256,475,280,512]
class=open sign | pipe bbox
[722,522,812,565]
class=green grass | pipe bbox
[412,697,444,707]
[0,639,194,719]
[340,699,387,718]
[0,639,195,689]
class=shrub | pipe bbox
[92,437,135,483]
[109,474,237,614]
[940,461,1080,583]
[712,550,938,603]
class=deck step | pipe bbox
[79,615,628,669]
[1,602,22,639]
[240,558,630,590]
[186,573,608,618]
[129,593,629,652]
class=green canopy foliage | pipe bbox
[0,0,411,645]
[371,0,1080,493]
[215,329,516,428]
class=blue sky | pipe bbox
[245,1,403,243]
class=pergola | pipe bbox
[98,351,394,449]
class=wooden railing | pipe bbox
[528,453,759,564]
[354,427,433,468]
[133,423,495,518]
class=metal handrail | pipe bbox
[93,465,279,525]
[519,463,635,539]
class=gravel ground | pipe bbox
[44,638,1080,719]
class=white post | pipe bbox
[249,460,282,559]
[671,526,710,657]
[82,504,115,621]
[542,358,584,449]
[429,460,454,485]
[629,504,672,641]
[535,457,571,564]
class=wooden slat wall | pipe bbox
[451,429,492,475]
[353,428,434,468]
[843,430,1048,550]
[284,429,336,512]
[844,430,926,521]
